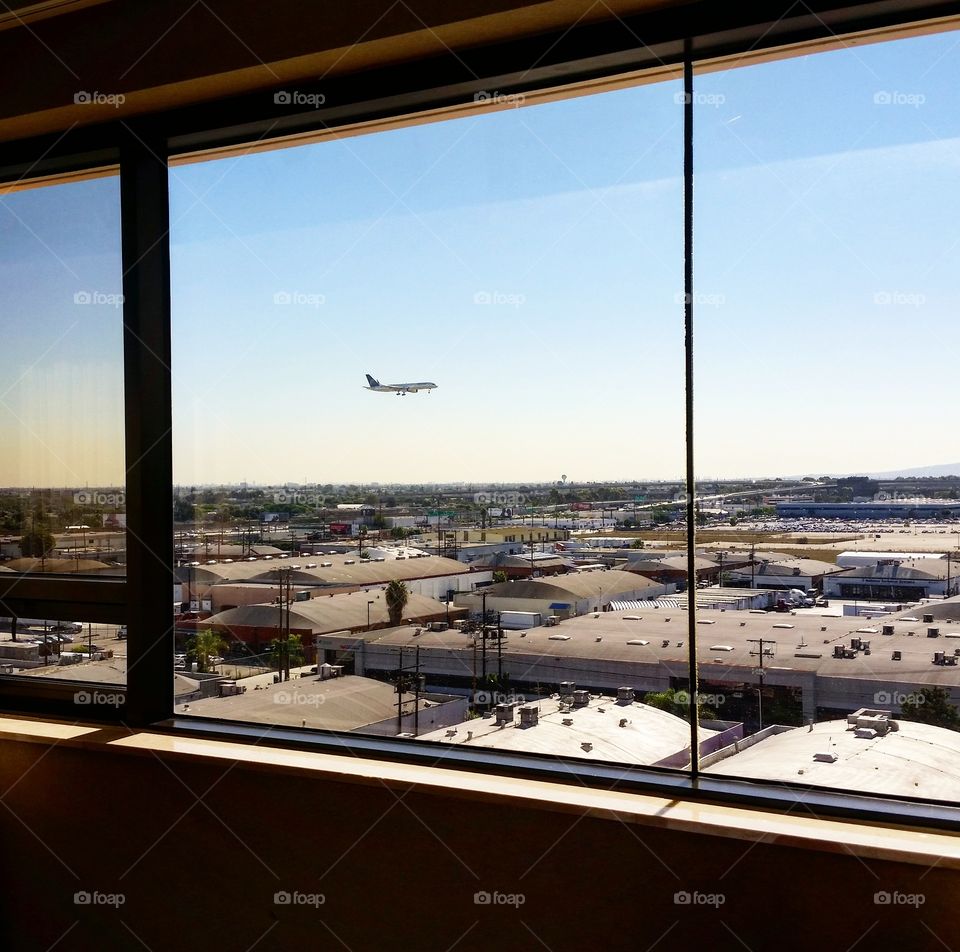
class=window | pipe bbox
[695,31,960,800]
[1,4,958,821]
[169,77,687,757]
[0,170,127,690]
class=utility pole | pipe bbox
[413,644,421,737]
[747,637,776,730]
[497,612,503,681]
[396,646,404,734]
[481,591,488,679]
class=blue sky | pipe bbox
[3,30,959,487]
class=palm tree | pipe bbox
[385,580,409,626]
[189,628,227,673]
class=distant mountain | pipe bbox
[867,463,960,479]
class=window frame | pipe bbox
[2,4,960,823]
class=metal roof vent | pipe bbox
[562,717,574,726]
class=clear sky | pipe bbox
[2,29,959,487]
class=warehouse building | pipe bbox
[418,689,740,767]
[727,556,844,592]
[825,559,957,600]
[456,570,671,618]
[778,501,960,519]
[704,712,960,800]
[322,598,960,728]
[178,553,490,608]
[185,590,463,656]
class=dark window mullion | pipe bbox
[120,121,173,727]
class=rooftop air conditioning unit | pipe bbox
[616,686,635,703]
[572,689,590,707]
[923,613,935,624]
[519,705,539,728]
[928,627,940,638]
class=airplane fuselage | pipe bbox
[365,374,437,395]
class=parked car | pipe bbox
[50,622,82,635]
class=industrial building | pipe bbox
[418,689,739,767]
[825,558,957,600]
[190,590,464,654]
[727,556,844,591]
[177,552,490,609]
[704,711,960,800]
[778,500,960,519]
[316,598,960,727]
[456,570,671,618]
[180,671,467,735]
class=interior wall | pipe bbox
[0,736,956,951]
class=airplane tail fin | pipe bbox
[365,374,380,388]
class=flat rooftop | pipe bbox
[705,717,960,800]
[181,674,427,731]
[354,597,960,690]
[418,692,713,765]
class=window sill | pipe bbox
[1,712,959,870]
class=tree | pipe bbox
[643,688,716,721]
[899,687,960,731]
[492,570,508,584]
[385,580,409,625]
[20,529,56,559]
[187,629,227,673]
[269,633,304,670]
[631,539,645,549]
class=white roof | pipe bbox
[418,693,713,765]
[706,717,960,799]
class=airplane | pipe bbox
[364,373,437,396]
